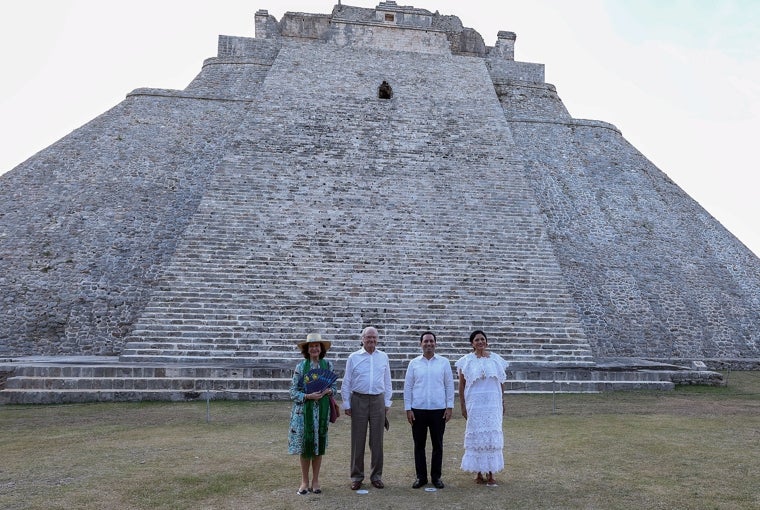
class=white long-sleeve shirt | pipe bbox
[341,347,393,409]
[403,353,455,411]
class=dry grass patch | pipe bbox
[1,372,758,509]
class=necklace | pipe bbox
[475,352,489,378]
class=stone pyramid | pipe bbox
[1,3,757,403]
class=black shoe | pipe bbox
[432,479,445,489]
[412,478,428,489]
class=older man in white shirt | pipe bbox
[341,326,393,490]
[403,331,454,489]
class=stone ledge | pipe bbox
[508,117,621,134]
[126,88,254,103]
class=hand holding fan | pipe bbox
[304,368,339,394]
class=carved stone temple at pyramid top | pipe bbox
[1,3,758,403]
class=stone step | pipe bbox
[118,340,594,351]
[159,254,567,264]
[124,344,591,355]
[1,377,673,400]
[8,364,644,381]
[122,342,590,359]
[135,300,580,310]
[0,388,291,404]
[0,362,681,404]
[135,305,581,316]
[127,317,582,332]
[116,356,597,368]
[4,376,293,391]
[127,327,588,338]
[126,326,590,336]
[5,366,667,382]
[134,324,580,333]
[117,348,596,360]
[147,279,572,290]
[140,296,575,306]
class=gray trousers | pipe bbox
[350,392,385,482]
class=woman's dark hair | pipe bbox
[301,342,326,359]
[469,330,488,345]
[419,331,436,342]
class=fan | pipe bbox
[304,367,339,393]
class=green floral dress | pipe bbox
[288,359,337,457]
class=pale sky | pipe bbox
[1,1,758,257]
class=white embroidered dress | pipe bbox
[455,352,508,473]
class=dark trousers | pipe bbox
[411,408,446,481]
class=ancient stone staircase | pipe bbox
[118,39,595,372]
[0,357,686,404]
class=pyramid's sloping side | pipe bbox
[507,118,760,361]
[0,94,250,355]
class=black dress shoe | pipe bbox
[432,479,445,489]
[412,478,428,489]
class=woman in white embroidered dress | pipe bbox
[455,330,508,486]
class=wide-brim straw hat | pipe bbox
[297,332,331,351]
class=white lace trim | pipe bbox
[455,352,508,385]
[456,356,506,473]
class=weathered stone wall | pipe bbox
[507,118,760,360]
[0,94,247,356]
[444,27,486,56]
[328,20,451,53]
[494,81,569,120]
[184,58,274,98]
[280,13,332,40]
[216,36,281,60]
[489,61,545,84]
[269,3,483,57]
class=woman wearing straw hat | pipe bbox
[288,333,338,495]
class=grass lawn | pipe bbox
[1,371,758,509]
